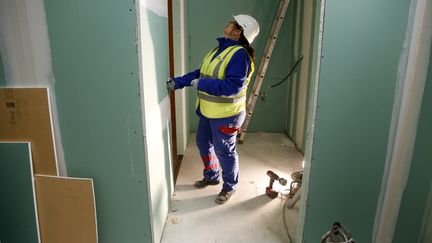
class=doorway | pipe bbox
[166,0,322,242]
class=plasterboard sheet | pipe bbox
[0,142,40,243]
[0,88,58,175]
[34,175,98,243]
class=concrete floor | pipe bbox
[161,133,304,243]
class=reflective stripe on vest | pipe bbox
[196,45,255,119]
[198,92,246,104]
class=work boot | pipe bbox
[194,178,220,189]
[215,190,235,204]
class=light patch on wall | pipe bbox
[0,0,67,176]
[137,3,172,241]
[145,96,171,135]
[141,0,168,17]
[137,2,170,132]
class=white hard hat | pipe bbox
[233,14,260,44]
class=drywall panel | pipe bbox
[296,0,324,240]
[302,0,410,242]
[138,2,174,242]
[0,88,57,175]
[35,175,97,243]
[393,46,432,243]
[0,56,5,87]
[0,142,40,243]
[186,0,291,132]
[43,0,152,242]
[373,1,431,240]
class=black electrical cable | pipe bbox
[269,56,304,89]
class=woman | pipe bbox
[168,14,260,204]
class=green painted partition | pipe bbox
[0,142,39,243]
[393,48,432,242]
[138,6,174,243]
[186,0,294,132]
[302,0,410,242]
[44,1,152,242]
[0,56,6,87]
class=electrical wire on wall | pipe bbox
[269,56,304,89]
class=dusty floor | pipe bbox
[161,133,303,243]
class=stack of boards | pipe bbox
[0,88,98,243]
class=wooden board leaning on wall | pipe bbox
[35,175,98,243]
[0,88,57,175]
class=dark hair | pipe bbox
[239,34,255,60]
[235,22,255,60]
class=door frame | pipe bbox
[295,0,326,241]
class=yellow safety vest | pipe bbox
[196,45,255,119]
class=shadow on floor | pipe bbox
[171,189,276,214]
[173,184,196,192]
[171,194,219,214]
[229,194,274,211]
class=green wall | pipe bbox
[138,6,174,243]
[186,0,293,132]
[393,46,432,242]
[0,55,6,87]
[0,143,39,243]
[44,1,152,242]
[302,0,410,242]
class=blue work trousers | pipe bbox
[196,111,245,192]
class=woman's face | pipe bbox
[224,21,241,41]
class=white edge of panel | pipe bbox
[28,142,42,243]
[45,87,60,176]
